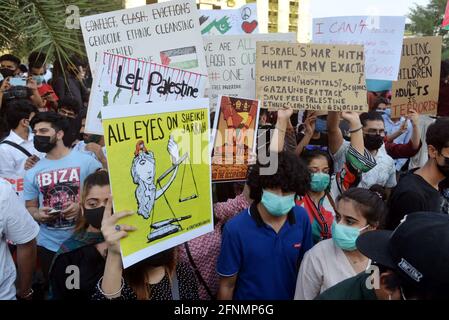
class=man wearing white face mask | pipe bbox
[28,52,59,112]
[294,188,387,300]
[217,152,313,300]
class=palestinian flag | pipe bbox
[442,0,449,30]
[160,46,198,70]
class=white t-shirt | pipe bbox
[294,238,360,300]
[0,131,44,200]
[332,141,396,189]
[0,178,39,300]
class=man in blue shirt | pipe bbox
[24,112,102,292]
[217,152,313,300]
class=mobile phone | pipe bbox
[48,208,61,216]
[9,77,27,87]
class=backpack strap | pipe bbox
[0,140,32,157]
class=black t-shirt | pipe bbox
[386,171,443,230]
[49,245,105,300]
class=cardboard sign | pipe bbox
[391,36,442,118]
[102,99,213,268]
[80,0,207,76]
[200,3,258,35]
[211,96,259,182]
[256,42,368,112]
[203,33,295,112]
[86,52,208,134]
[313,16,405,81]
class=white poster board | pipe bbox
[80,0,208,76]
[86,52,208,134]
[312,16,405,81]
[203,33,295,112]
[200,3,258,35]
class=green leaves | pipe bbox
[0,0,122,67]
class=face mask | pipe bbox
[33,134,57,153]
[332,223,369,251]
[315,118,327,133]
[363,134,384,151]
[310,172,331,192]
[32,75,44,85]
[377,108,392,118]
[261,190,296,217]
[83,206,105,230]
[0,68,15,78]
[437,155,449,178]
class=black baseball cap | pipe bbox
[356,212,449,293]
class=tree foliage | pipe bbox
[408,0,449,59]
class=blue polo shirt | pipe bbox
[217,203,313,300]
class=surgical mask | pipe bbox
[0,68,15,78]
[32,75,44,85]
[83,206,105,230]
[33,135,57,153]
[332,222,369,251]
[315,118,327,133]
[310,172,330,192]
[261,190,296,217]
[377,108,392,118]
[363,134,384,151]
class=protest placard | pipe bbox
[203,33,295,112]
[312,16,405,81]
[86,52,208,134]
[391,36,442,118]
[200,3,258,35]
[80,0,207,76]
[211,96,259,182]
[102,99,212,268]
[256,42,368,112]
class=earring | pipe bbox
[388,294,392,301]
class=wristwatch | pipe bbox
[16,288,33,300]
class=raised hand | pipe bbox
[101,196,136,255]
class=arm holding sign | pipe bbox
[97,197,136,300]
[269,108,293,154]
[295,113,317,156]
[327,111,344,155]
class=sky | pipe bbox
[309,0,431,19]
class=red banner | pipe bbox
[442,0,449,30]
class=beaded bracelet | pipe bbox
[96,276,124,298]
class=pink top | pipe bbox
[178,193,250,299]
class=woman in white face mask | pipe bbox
[294,187,386,300]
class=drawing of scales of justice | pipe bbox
[131,138,199,243]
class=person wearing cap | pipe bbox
[317,212,449,300]
[386,118,449,230]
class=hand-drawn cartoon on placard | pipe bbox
[200,3,258,35]
[131,137,197,242]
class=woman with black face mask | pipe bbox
[92,196,199,300]
[48,170,110,300]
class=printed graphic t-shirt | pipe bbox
[24,150,102,252]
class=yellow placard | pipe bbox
[102,100,213,268]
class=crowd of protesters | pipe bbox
[0,50,449,301]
